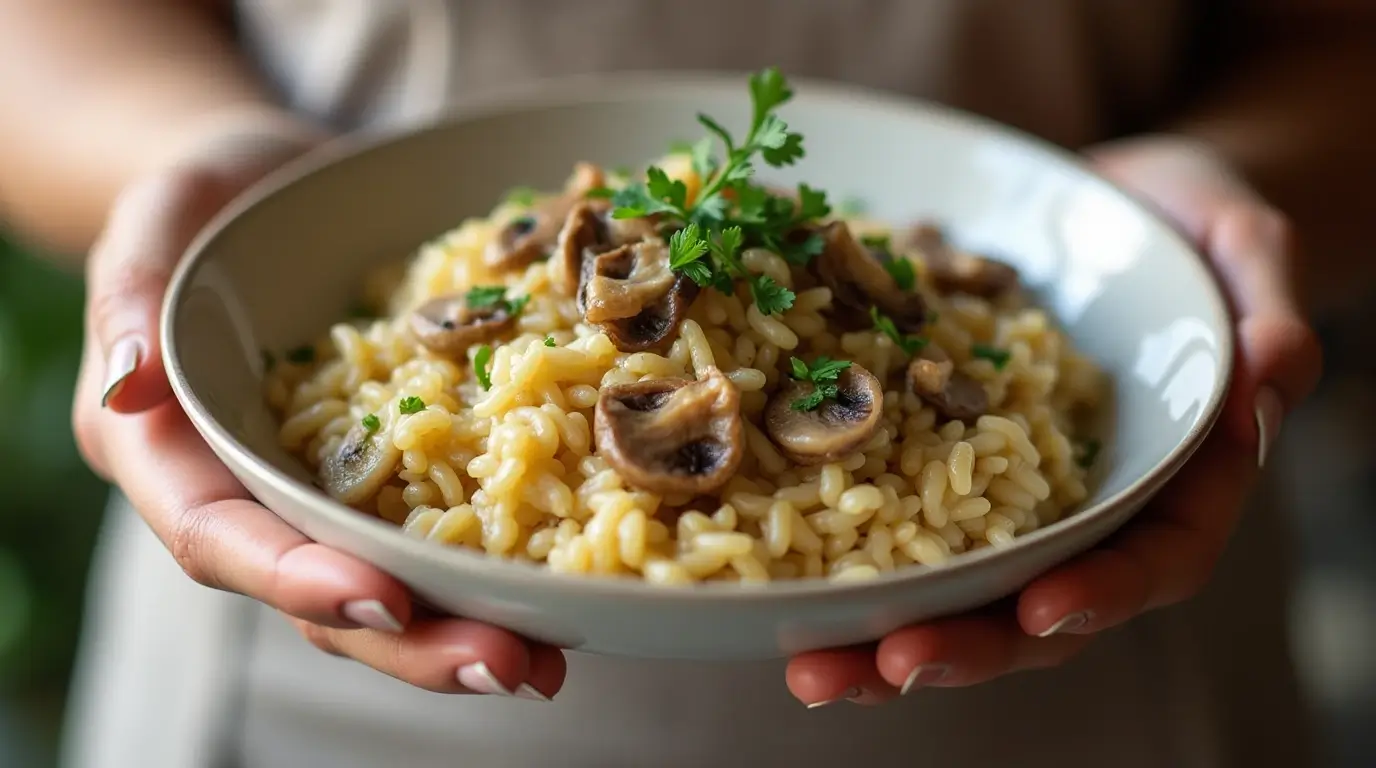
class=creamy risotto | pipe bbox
[266,69,1103,586]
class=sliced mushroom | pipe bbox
[554,200,659,296]
[815,221,928,331]
[594,368,743,495]
[408,295,515,358]
[485,163,620,273]
[907,344,989,421]
[764,364,884,466]
[580,239,677,323]
[320,422,401,505]
[904,223,1020,299]
[597,275,699,352]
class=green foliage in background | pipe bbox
[0,234,109,761]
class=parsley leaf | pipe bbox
[473,345,494,390]
[584,186,615,200]
[748,67,795,130]
[669,223,711,271]
[750,275,795,315]
[398,396,426,415]
[465,286,508,309]
[697,113,736,153]
[465,285,529,316]
[361,413,381,434]
[787,355,852,412]
[286,345,315,364]
[971,344,1012,370]
[504,186,538,207]
[884,257,917,291]
[796,184,831,221]
[779,231,824,266]
[689,137,717,179]
[870,306,928,356]
[543,336,556,347]
[860,233,891,251]
[1076,439,1102,469]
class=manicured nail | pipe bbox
[900,664,950,695]
[1037,611,1092,637]
[340,599,403,633]
[806,686,860,709]
[457,662,514,696]
[1255,386,1284,469]
[101,337,141,407]
[515,683,550,702]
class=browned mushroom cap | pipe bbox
[581,239,677,323]
[907,344,989,421]
[594,368,743,495]
[553,200,659,296]
[485,163,619,273]
[320,422,401,505]
[408,295,515,358]
[595,273,699,353]
[815,221,928,332]
[904,223,1019,299]
[764,364,884,466]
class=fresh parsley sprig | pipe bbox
[860,234,917,291]
[971,343,1012,370]
[608,67,823,315]
[398,396,426,415]
[870,306,928,356]
[361,413,381,434]
[789,356,853,412]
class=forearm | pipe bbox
[1164,21,1376,314]
[0,0,315,256]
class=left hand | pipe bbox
[784,136,1323,707]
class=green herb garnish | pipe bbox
[473,345,494,390]
[884,257,916,291]
[869,306,927,356]
[543,336,557,347]
[609,68,823,314]
[465,285,531,317]
[1076,439,1102,469]
[398,396,426,415]
[286,345,315,365]
[860,233,891,251]
[788,356,853,412]
[971,343,1012,371]
[504,187,538,207]
[361,413,381,434]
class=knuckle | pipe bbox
[167,505,221,589]
[296,621,344,657]
[1214,204,1293,267]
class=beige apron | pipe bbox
[63,2,1313,766]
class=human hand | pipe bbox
[784,136,1323,707]
[72,110,564,700]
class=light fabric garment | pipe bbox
[64,2,1316,766]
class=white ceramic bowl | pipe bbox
[162,73,1232,660]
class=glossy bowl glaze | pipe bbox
[162,73,1232,660]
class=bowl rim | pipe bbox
[161,70,1234,602]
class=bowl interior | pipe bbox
[165,75,1231,595]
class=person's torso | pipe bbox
[236,0,1202,148]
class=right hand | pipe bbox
[73,111,565,700]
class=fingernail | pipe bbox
[457,662,515,696]
[1037,611,1092,638]
[806,686,860,709]
[1255,386,1284,469]
[340,599,403,633]
[515,683,550,702]
[900,664,950,695]
[101,337,142,407]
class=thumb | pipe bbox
[89,169,251,413]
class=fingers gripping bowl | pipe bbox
[163,72,1232,659]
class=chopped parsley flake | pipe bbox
[971,343,1012,370]
[1076,439,1102,469]
[361,413,381,434]
[473,344,494,390]
[465,285,531,317]
[869,306,928,356]
[398,396,426,415]
[543,336,556,347]
[788,356,852,412]
[883,257,916,292]
[504,187,538,207]
[860,233,891,251]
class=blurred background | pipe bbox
[0,241,1372,768]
